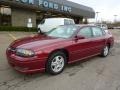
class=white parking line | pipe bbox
[8,34,17,40]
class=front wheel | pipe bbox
[101,46,109,57]
[46,51,67,75]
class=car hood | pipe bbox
[10,34,66,51]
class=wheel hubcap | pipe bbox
[104,46,109,56]
[51,56,65,73]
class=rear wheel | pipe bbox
[46,51,67,75]
[101,45,109,57]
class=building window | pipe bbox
[0,6,11,26]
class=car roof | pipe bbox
[44,18,73,20]
[60,24,97,27]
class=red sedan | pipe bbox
[6,25,114,75]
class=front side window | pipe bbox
[46,26,79,38]
[92,27,103,37]
[78,27,93,38]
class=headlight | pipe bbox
[16,48,35,57]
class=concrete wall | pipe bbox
[11,8,36,27]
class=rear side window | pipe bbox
[78,27,93,38]
[69,20,74,24]
[64,19,74,25]
[64,19,69,25]
[92,27,103,37]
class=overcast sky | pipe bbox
[68,0,120,22]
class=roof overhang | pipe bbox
[0,0,95,18]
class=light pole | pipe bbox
[96,12,100,23]
[114,15,118,23]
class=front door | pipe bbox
[70,27,95,62]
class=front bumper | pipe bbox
[6,53,47,74]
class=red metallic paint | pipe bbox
[6,25,114,74]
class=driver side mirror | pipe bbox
[74,35,85,41]
[37,28,41,34]
[37,28,44,35]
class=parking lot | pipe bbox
[0,30,120,90]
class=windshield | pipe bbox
[40,19,45,24]
[45,26,79,38]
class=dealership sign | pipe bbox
[15,0,72,12]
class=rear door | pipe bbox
[91,27,106,54]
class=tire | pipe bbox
[101,45,110,57]
[46,51,67,75]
